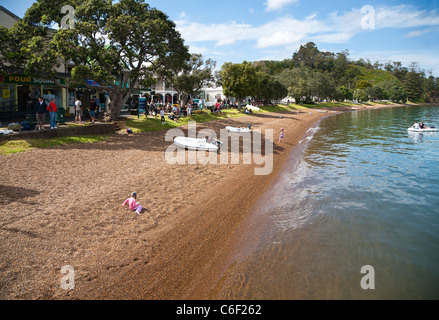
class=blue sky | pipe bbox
[2,0,439,75]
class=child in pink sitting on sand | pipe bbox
[122,192,144,215]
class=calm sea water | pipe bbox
[216,105,439,300]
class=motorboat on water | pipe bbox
[174,136,223,151]
[408,126,437,133]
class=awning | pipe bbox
[87,80,100,86]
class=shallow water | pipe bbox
[216,105,439,300]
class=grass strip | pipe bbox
[0,135,108,155]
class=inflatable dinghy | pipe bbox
[225,126,251,133]
[408,127,437,133]
[174,136,222,151]
[245,105,260,111]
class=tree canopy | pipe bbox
[252,42,437,104]
[2,0,189,120]
[219,61,259,108]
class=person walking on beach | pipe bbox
[122,192,144,215]
[35,96,47,131]
[47,98,58,129]
[279,128,284,143]
[75,97,83,124]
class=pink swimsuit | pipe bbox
[123,197,143,214]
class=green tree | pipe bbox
[403,71,424,102]
[365,86,385,101]
[276,67,314,103]
[219,61,258,109]
[3,0,188,120]
[388,85,407,103]
[339,86,353,101]
[292,42,320,69]
[423,75,438,102]
[254,72,288,105]
[312,72,337,101]
[356,80,372,90]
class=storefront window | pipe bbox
[43,88,61,108]
[0,84,16,108]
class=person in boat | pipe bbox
[419,121,426,129]
[413,121,420,129]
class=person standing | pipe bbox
[187,103,192,117]
[75,97,83,124]
[279,128,284,143]
[160,108,166,124]
[89,98,98,124]
[47,98,58,129]
[35,97,47,131]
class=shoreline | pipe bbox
[181,102,430,299]
[0,102,429,300]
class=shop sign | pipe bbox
[3,88,11,99]
[3,74,65,86]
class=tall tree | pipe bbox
[3,0,188,120]
[219,61,258,109]
[254,72,288,105]
[276,66,315,103]
[403,70,424,102]
[292,42,320,69]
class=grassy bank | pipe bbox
[123,106,295,133]
[0,135,108,155]
[0,105,298,155]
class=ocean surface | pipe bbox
[215,105,439,300]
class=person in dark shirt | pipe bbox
[35,97,47,131]
[89,99,98,123]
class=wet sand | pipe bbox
[0,103,414,300]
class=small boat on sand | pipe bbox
[245,105,260,111]
[174,136,223,151]
[0,129,15,135]
[225,126,251,133]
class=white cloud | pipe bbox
[265,0,299,12]
[374,5,439,29]
[405,28,435,38]
[175,4,439,74]
[177,5,439,50]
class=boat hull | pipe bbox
[408,128,438,133]
[225,126,251,133]
[174,137,220,151]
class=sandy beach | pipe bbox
[0,103,410,300]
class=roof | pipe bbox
[0,6,22,22]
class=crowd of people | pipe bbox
[32,96,253,130]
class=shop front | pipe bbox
[0,73,66,120]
